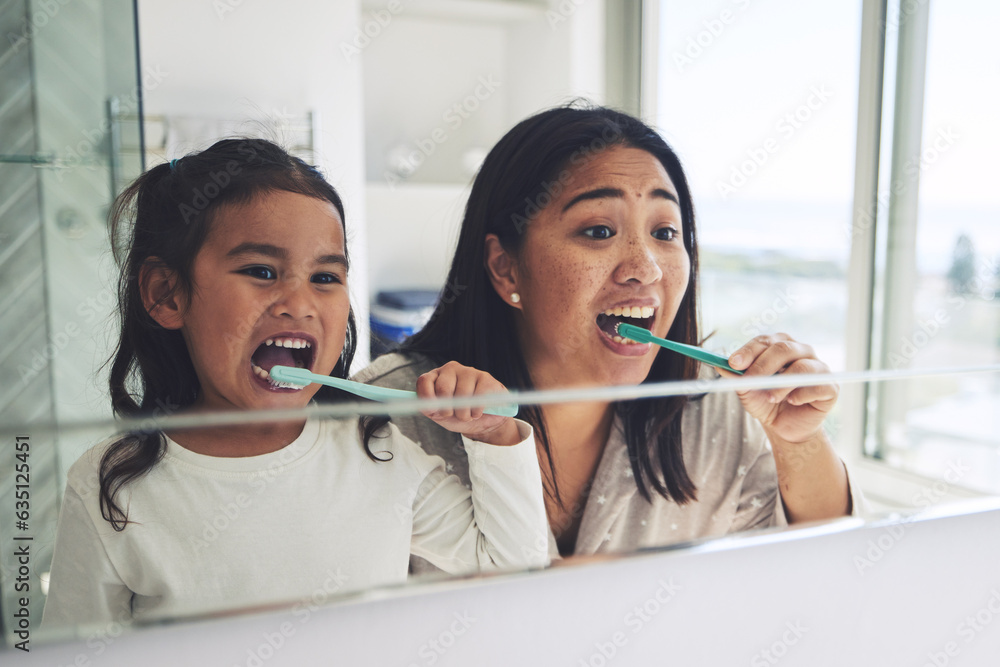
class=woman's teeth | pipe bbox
[251,363,307,390]
[598,306,654,344]
[603,306,655,318]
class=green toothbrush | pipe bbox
[268,365,520,417]
[615,323,744,375]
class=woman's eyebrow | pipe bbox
[561,187,679,213]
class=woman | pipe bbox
[355,105,861,560]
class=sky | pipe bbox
[655,0,1000,273]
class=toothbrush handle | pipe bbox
[346,385,518,418]
[618,324,744,375]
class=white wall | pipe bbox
[365,182,468,291]
[137,0,370,363]
[362,0,607,297]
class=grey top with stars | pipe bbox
[354,353,865,569]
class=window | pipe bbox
[651,0,999,504]
[653,0,863,440]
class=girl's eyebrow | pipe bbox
[227,242,286,259]
[318,254,349,270]
[227,242,348,269]
[561,187,679,213]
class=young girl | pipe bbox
[42,139,548,628]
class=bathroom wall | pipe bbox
[136,0,371,363]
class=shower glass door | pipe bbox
[0,0,143,645]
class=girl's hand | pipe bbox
[721,334,838,445]
[416,361,522,446]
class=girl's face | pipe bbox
[504,146,691,389]
[178,190,350,412]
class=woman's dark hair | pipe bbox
[101,138,372,531]
[402,104,701,506]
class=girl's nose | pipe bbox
[271,279,316,319]
[614,235,663,285]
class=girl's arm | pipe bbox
[42,485,133,630]
[407,362,550,572]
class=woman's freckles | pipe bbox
[508,145,690,389]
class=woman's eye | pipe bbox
[583,225,614,240]
[311,272,343,285]
[653,227,679,241]
[242,266,276,280]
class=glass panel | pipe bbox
[873,0,1000,493]
[0,0,143,645]
[3,367,998,650]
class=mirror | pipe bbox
[3,0,999,652]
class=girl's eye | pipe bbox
[311,272,343,285]
[653,227,679,241]
[583,225,614,240]
[242,266,276,280]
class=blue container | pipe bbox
[369,289,438,357]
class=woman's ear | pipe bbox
[139,259,185,330]
[484,234,522,310]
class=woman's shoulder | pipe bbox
[351,351,438,388]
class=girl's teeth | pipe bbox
[250,363,306,390]
[265,337,312,349]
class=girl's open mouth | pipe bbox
[596,306,655,344]
[250,336,315,390]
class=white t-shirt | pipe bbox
[42,418,547,628]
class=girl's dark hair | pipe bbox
[101,138,373,531]
[402,104,701,506]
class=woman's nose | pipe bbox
[271,278,316,319]
[614,235,663,285]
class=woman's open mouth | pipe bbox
[249,336,315,390]
[596,306,655,344]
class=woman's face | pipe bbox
[505,145,691,389]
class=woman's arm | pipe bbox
[725,334,852,522]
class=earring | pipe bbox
[510,292,521,304]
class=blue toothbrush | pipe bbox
[615,323,744,375]
[269,365,520,417]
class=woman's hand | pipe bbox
[721,333,838,445]
[417,361,522,446]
